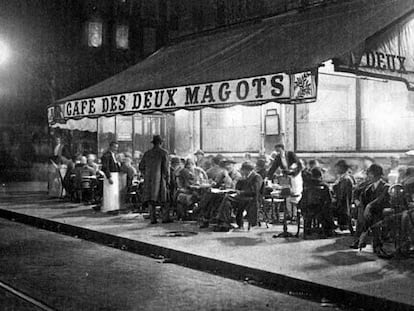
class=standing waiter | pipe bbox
[139,135,171,224]
[101,141,122,212]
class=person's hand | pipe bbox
[363,203,372,219]
[108,177,114,185]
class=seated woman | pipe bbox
[176,158,207,220]
[300,167,335,237]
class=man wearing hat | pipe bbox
[206,154,224,181]
[139,135,171,224]
[333,159,355,232]
[356,164,391,258]
[222,158,242,188]
[214,161,263,231]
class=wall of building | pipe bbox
[174,110,201,157]
[360,79,413,151]
[174,101,292,158]
[296,61,413,154]
[296,71,357,152]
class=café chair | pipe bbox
[300,185,331,239]
[126,181,141,210]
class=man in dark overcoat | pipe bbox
[139,135,170,224]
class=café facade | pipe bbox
[48,0,414,163]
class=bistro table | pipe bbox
[271,186,299,238]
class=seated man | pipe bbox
[168,156,182,212]
[300,167,335,237]
[121,157,138,189]
[198,158,238,228]
[223,158,242,189]
[214,162,263,231]
[357,164,391,258]
[73,156,96,203]
[206,155,224,180]
[398,167,414,256]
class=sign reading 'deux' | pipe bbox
[334,13,414,90]
[48,71,317,124]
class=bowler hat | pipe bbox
[241,161,255,171]
[220,158,236,165]
[310,167,323,180]
[225,157,236,164]
[335,159,349,170]
[194,150,204,156]
[367,164,383,178]
[256,159,266,168]
[151,135,164,144]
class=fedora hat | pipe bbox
[151,135,164,144]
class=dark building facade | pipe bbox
[0,0,331,180]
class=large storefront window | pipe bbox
[97,114,173,157]
[116,115,133,154]
[361,79,414,151]
[296,74,356,151]
[97,117,116,156]
[134,115,168,153]
[201,106,261,152]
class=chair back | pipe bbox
[303,185,327,207]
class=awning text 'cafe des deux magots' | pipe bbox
[48,0,414,156]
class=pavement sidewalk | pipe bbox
[1,182,414,311]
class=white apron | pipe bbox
[102,172,126,212]
[48,162,67,198]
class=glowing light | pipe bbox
[0,41,10,65]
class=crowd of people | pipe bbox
[48,135,414,259]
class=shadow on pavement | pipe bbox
[50,208,111,219]
[216,236,264,247]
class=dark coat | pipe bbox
[236,171,263,200]
[267,151,301,179]
[139,146,170,203]
[333,173,354,226]
[101,150,121,179]
[361,179,390,216]
[236,170,263,225]
[300,178,332,213]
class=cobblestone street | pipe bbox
[0,218,342,311]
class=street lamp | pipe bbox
[0,40,10,65]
